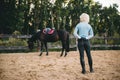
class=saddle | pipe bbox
[43,28,54,35]
[42,28,58,42]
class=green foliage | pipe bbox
[0,0,120,37]
[0,38,27,47]
[13,30,21,35]
[0,31,27,46]
[8,38,27,46]
[107,32,120,45]
[90,35,105,45]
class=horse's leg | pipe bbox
[39,42,43,56]
[62,40,67,57]
[60,41,65,57]
[64,32,69,57]
[44,42,48,56]
[64,42,68,57]
[64,49,67,57]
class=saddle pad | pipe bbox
[48,29,54,34]
[43,28,55,34]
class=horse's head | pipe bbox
[27,40,34,50]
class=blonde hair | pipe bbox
[80,13,90,23]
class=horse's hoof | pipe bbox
[60,54,63,57]
[64,54,67,57]
[39,53,42,56]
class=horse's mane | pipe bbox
[29,31,41,42]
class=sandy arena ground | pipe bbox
[0,50,120,80]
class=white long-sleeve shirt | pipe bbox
[73,22,94,39]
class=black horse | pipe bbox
[27,29,69,57]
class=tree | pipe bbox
[97,4,119,36]
[0,0,16,34]
[0,0,120,36]
[90,2,102,35]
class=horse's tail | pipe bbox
[66,32,69,52]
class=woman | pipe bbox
[73,13,94,74]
